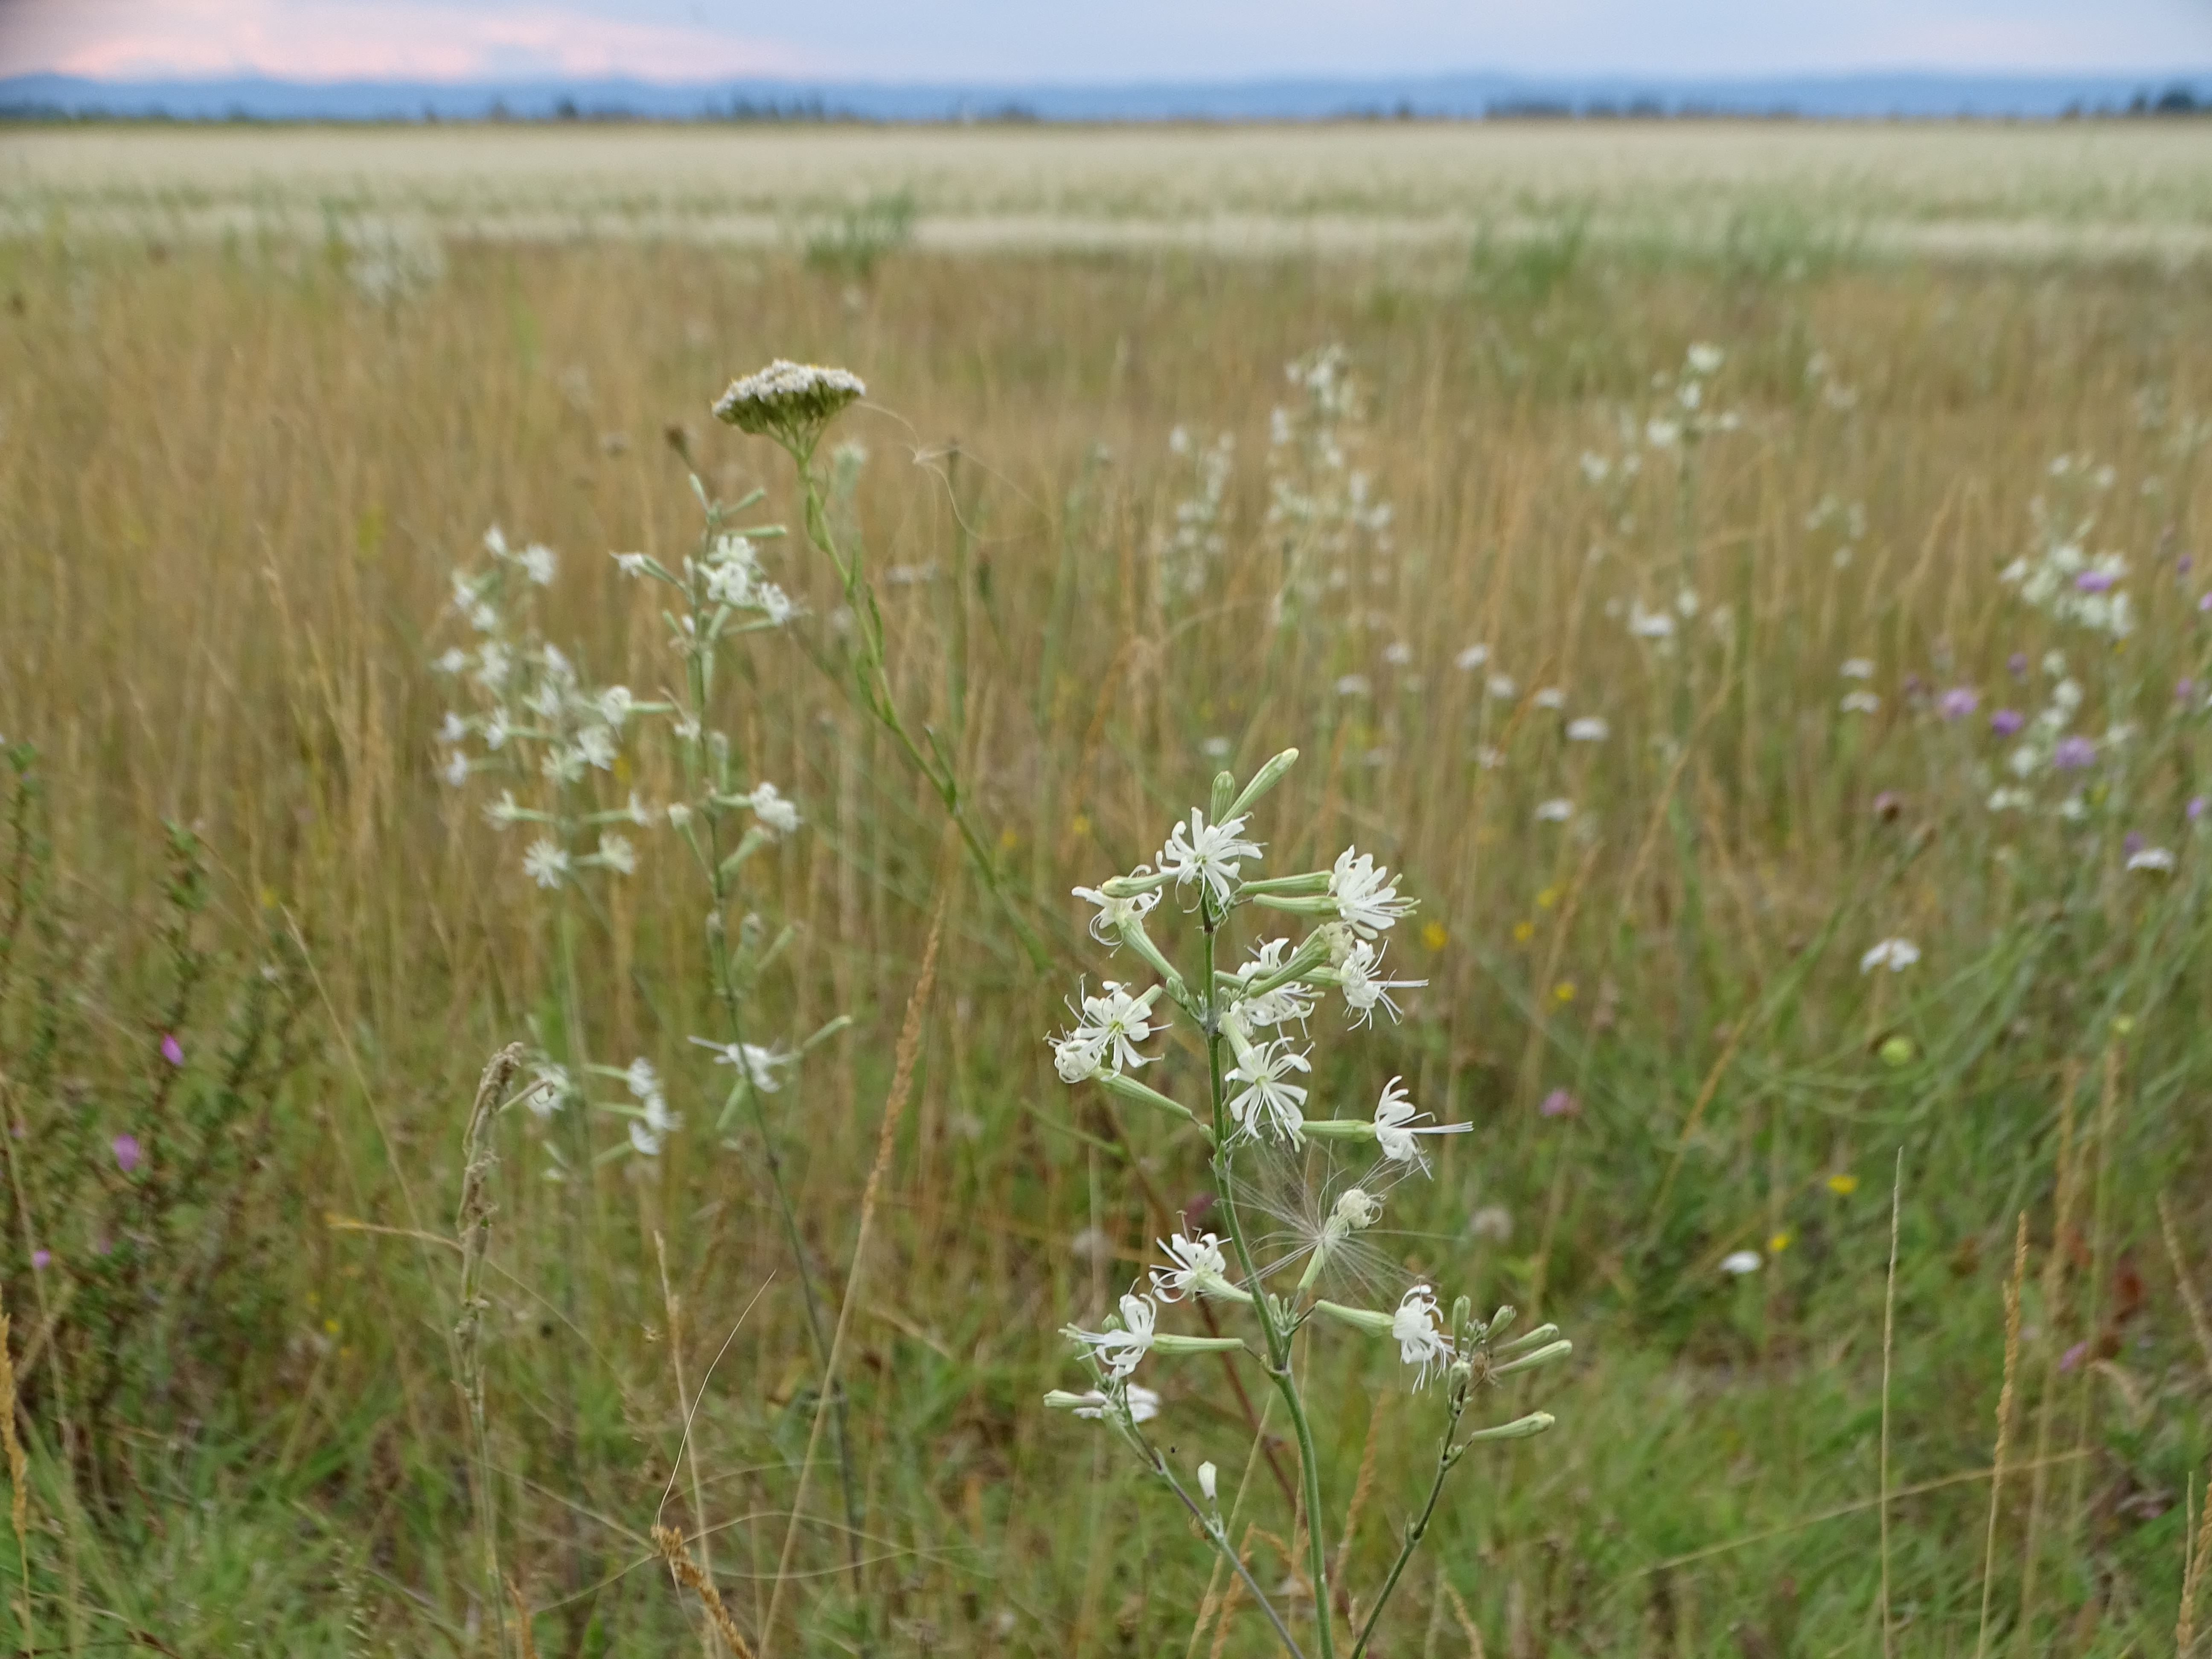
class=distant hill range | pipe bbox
[0,70,2206,125]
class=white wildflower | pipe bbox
[1150,1231,1235,1303]
[1566,716,1610,742]
[434,647,470,675]
[1075,982,1158,1073]
[1840,692,1881,714]
[745,782,800,836]
[595,832,636,875]
[484,790,524,827]
[1535,798,1574,823]
[1372,1076,1470,1174]
[1339,938,1423,1026]
[612,550,649,577]
[1231,938,1318,1030]
[1225,1038,1310,1142]
[1072,878,1161,946]
[1840,658,1875,680]
[1486,673,1519,701]
[1454,644,1491,670]
[1859,937,1921,974]
[1686,342,1725,376]
[440,751,470,788]
[1053,1028,1109,1083]
[1066,1291,1157,1381]
[1720,1250,1763,1275]
[1158,809,1263,906]
[689,1036,790,1093]
[1391,1285,1452,1388]
[2127,846,2176,873]
[438,711,469,744]
[711,359,867,442]
[1199,1461,1217,1504]
[518,543,557,586]
[1533,687,1566,711]
[1329,847,1414,937]
[523,838,570,889]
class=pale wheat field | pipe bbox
[0,122,2209,1657]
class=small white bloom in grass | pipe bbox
[1859,937,1920,974]
[1335,673,1372,698]
[438,711,468,745]
[597,686,634,728]
[1332,1187,1384,1231]
[1566,716,1610,742]
[523,838,570,889]
[595,832,636,875]
[2127,846,2177,873]
[1720,1250,1763,1276]
[745,781,800,836]
[1391,1285,1452,1388]
[1486,673,1519,701]
[712,359,866,444]
[1066,1290,1157,1380]
[1150,1231,1234,1302]
[666,801,693,830]
[1225,1038,1310,1142]
[1382,641,1413,666]
[528,1061,571,1115]
[434,647,469,675]
[1454,644,1491,670]
[1071,879,1161,946]
[542,747,586,786]
[483,526,510,559]
[1057,1385,1159,1423]
[1840,658,1875,680]
[1372,1076,1471,1174]
[1535,798,1574,824]
[1645,418,1681,449]
[624,1057,662,1103]
[689,1036,790,1093]
[612,550,649,577]
[1533,687,1566,711]
[440,751,470,788]
[1330,847,1414,937]
[1628,603,1676,640]
[483,713,510,751]
[485,791,524,828]
[1158,809,1263,906]
[518,542,557,586]
[624,791,655,827]
[1077,982,1158,1072]
[1198,1461,1218,1504]
[1839,691,1881,714]
[1686,341,1725,376]
[1339,938,1423,1026]
[576,725,618,771]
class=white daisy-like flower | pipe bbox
[438,711,469,744]
[1720,1250,1763,1276]
[1454,644,1491,670]
[745,781,800,837]
[1533,687,1567,711]
[1150,1231,1235,1303]
[523,838,570,889]
[597,686,634,728]
[1645,418,1681,449]
[1391,1285,1452,1388]
[612,550,649,577]
[1534,798,1574,824]
[518,543,557,586]
[1329,847,1414,937]
[1339,938,1423,1026]
[434,647,470,675]
[595,832,636,876]
[1158,809,1263,906]
[623,1057,661,1103]
[1486,673,1519,701]
[541,746,587,786]
[1372,1077,1471,1174]
[1628,603,1676,640]
[1859,937,1920,974]
[1566,716,1610,742]
[1071,878,1161,945]
[576,725,618,771]
[1225,1038,1310,1141]
[1686,342,1725,376]
[2127,846,2176,873]
[1839,692,1881,714]
[1066,1291,1157,1380]
[440,751,470,788]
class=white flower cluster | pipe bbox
[1265,346,1397,603]
[710,359,867,446]
[1997,459,2134,639]
[1156,425,1237,601]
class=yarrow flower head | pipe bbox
[1159,809,1263,906]
[712,359,866,450]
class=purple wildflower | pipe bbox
[2124,831,2145,857]
[2053,736,2096,771]
[2180,555,2195,576]
[160,1033,183,1067]
[2058,1340,2088,1373]
[1538,1089,1578,1119]
[2192,796,2208,823]
[112,1133,140,1175]
[1991,709,2026,737]
[1938,687,1979,720]
[2200,592,2212,614]
[2180,679,2197,703]
[30,1249,49,1270]
[2007,652,2028,679]
[2075,569,2118,594]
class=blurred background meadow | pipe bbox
[4,77,2212,1659]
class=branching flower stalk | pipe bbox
[612,467,867,1598]
[1047,749,1572,1659]
[711,360,1049,965]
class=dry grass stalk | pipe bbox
[1330,1394,1388,1610]
[0,1282,32,1656]
[1975,1212,2029,1658]
[1441,1579,1486,1659]
[456,1043,523,1659]
[760,894,947,1657]
[1207,1525,1260,1659]
[655,1524,757,1659]
[507,1578,541,1659]
[2016,1060,2082,1648]
[2180,1474,2212,1657]
[2159,1191,2212,1386]
[653,1228,716,1650]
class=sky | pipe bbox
[2,0,2208,85]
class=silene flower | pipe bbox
[1150,1231,1241,1302]
[1225,1037,1311,1141]
[1339,937,1423,1026]
[1371,1077,1470,1173]
[594,832,636,875]
[1072,876,1161,945]
[1566,716,1610,742]
[1840,658,1875,680]
[2126,845,2177,874]
[745,781,801,836]
[1840,691,1881,714]
[1072,981,1160,1073]
[1046,1384,1160,1424]
[523,838,570,889]
[1065,1290,1157,1380]
[1391,1285,1452,1388]
[1329,847,1415,936]
[688,1036,791,1093]
[1534,798,1574,824]
[1158,809,1263,905]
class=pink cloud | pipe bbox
[1,0,819,82]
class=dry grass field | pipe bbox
[0,122,2210,1657]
